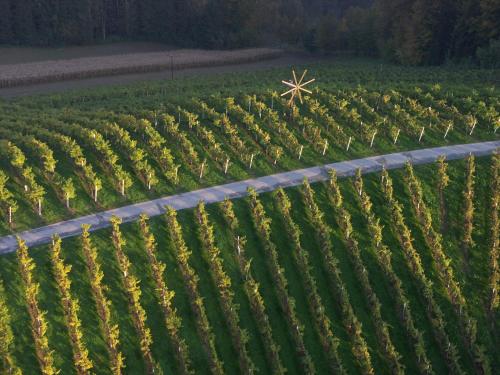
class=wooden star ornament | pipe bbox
[281,69,315,107]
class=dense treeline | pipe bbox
[314,0,500,66]
[0,0,362,47]
[1,0,497,66]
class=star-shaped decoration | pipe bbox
[281,69,315,107]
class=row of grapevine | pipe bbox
[103,123,158,190]
[0,130,78,211]
[109,217,160,374]
[300,180,375,374]
[190,100,253,164]
[160,115,201,174]
[379,168,464,374]
[0,171,17,224]
[403,161,490,374]
[245,94,301,156]
[164,105,228,169]
[1,120,102,207]
[219,198,285,374]
[462,155,476,260]
[195,201,256,374]
[247,188,315,374]
[488,153,499,315]
[0,141,46,216]
[296,116,328,155]
[62,124,132,198]
[138,214,193,374]
[3,123,102,203]
[304,93,349,148]
[352,170,433,374]
[16,238,58,374]
[190,123,227,168]
[222,98,284,164]
[326,170,405,375]
[0,279,22,374]
[24,137,77,209]
[436,156,450,228]
[118,116,180,183]
[49,236,93,374]
[164,207,224,374]
[80,225,124,374]
[273,187,344,373]
[21,137,57,176]
[17,121,109,206]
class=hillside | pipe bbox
[0,60,498,236]
[0,154,498,374]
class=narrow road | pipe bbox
[1,141,498,254]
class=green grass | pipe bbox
[1,155,498,374]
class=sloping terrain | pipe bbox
[0,154,498,374]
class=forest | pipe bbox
[0,0,498,66]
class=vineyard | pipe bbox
[0,60,499,235]
[0,153,498,374]
[0,59,499,374]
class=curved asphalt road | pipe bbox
[0,140,498,254]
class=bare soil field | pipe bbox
[0,52,332,99]
[0,41,174,65]
[0,46,283,88]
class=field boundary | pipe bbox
[0,140,498,254]
[0,48,283,88]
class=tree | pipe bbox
[0,0,13,43]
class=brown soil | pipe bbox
[0,51,333,99]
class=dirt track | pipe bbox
[0,51,331,99]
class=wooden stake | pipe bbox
[249,154,254,169]
[224,158,230,174]
[94,186,98,202]
[66,195,70,209]
[38,199,42,216]
[469,119,477,135]
[200,160,206,179]
[346,137,352,151]
[148,173,152,190]
[419,127,425,142]
[322,140,328,156]
[121,179,125,196]
[8,206,12,224]
[298,145,304,160]
[444,123,452,139]
[394,129,400,144]
[174,166,179,183]
[370,130,377,148]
